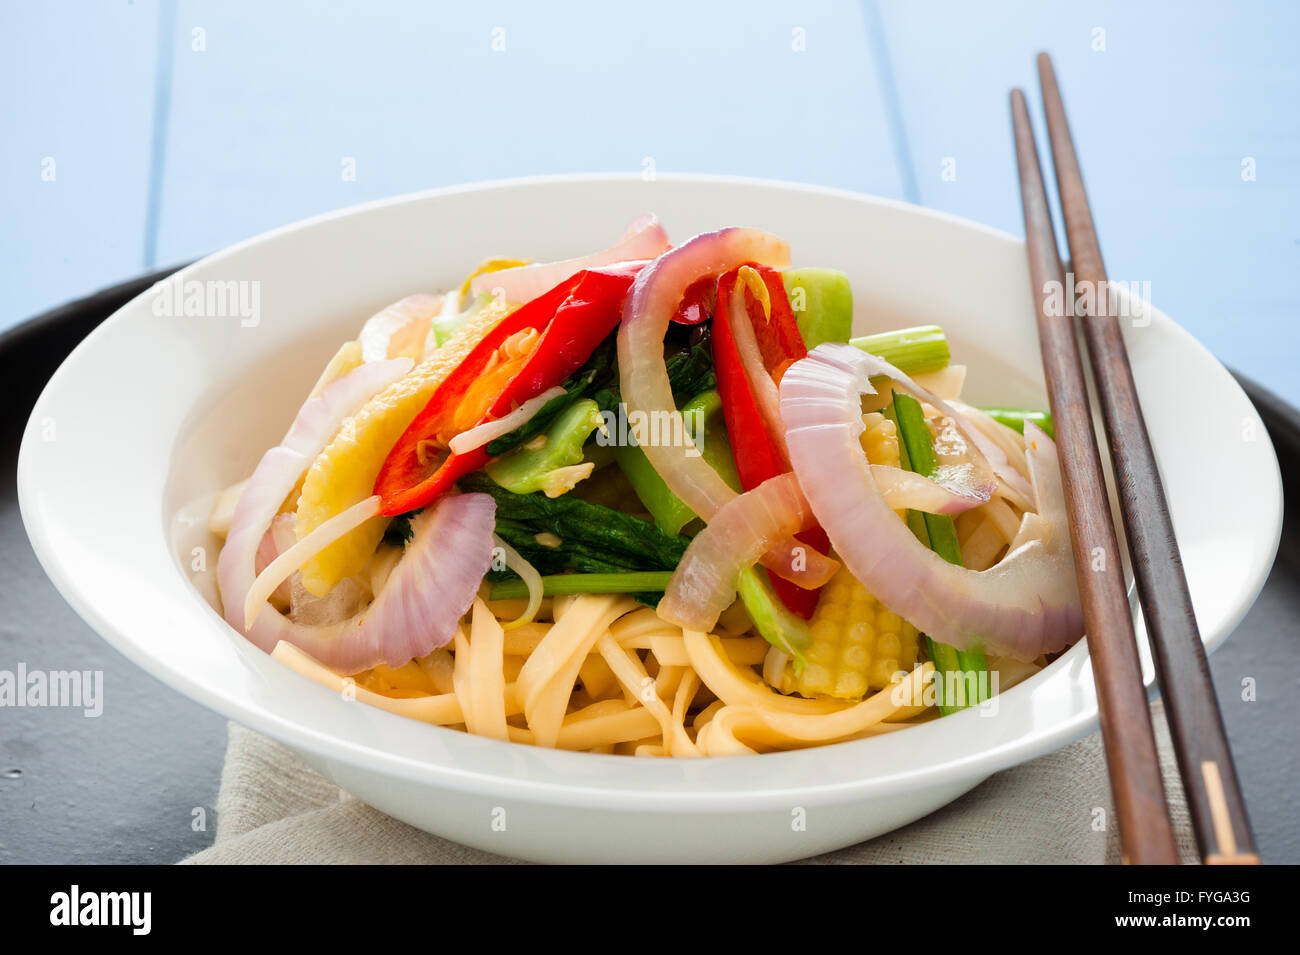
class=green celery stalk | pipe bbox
[850,325,950,376]
[889,391,988,713]
[490,571,674,601]
[614,388,739,534]
[680,390,742,493]
[980,407,1055,439]
[607,386,805,660]
[783,268,854,348]
[736,565,810,663]
[613,444,696,535]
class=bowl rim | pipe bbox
[17,171,1284,812]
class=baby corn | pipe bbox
[780,412,919,700]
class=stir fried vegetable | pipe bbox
[375,264,640,515]
[713,265,832,619]
[459,471,690,603]
[484,334,619,456]
[485,398,605,498]
[615,387,740,535]
[736,566,810,661]
[783,267,853,349]
[785,565,922,699]
[223,218,1084,748]
[851,325,951,375]
[490,571,674,601]
[773,409,920,699]
[981,407,1055,438]
[890,390,989,712]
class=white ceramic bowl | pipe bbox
[18,175,1282,863]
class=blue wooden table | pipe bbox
[6,1,1298,402]
[3,1,1298,863]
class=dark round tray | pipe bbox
[2,270,1297,863]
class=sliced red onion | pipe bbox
[254,523,280,578]
[217,358,496,673]
[244,494,383,629]
[279,357,409,458]
[949,400,1030,478]
[615,227,834,589]
[359,293,442,362]
[871,464,993,515]
[448,385,567,455]
[780,344,1083,661]
[254,513,297,607]
[657,473,838,631]
[833,345,1033,508]
[619,227,789,519]
[469,214,670,304]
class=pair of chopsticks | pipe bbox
[1011,54,1258,865]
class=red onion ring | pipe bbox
[657,474,838,631]
[469,214,670,305]
[850,346,1034,507]
[217,358,496,674]
[618,227,790,519]
[871,464,993,515]
[780,344,1084,661]
[617,227,825,589]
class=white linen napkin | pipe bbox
[180,699,1196,864]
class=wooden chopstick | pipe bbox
[1010,87,1180,864]
[1035,52,1258,865]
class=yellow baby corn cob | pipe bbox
[782,412,919,700]
[859,409,899,466]
[295,298,510,595]
[786,566,920,700]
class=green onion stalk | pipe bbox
[887,390,989,713]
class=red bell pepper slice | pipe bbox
[670,275,717,325]
[712,265,831,619]
[374,264,640,515]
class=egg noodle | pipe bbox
[270,595,952,756]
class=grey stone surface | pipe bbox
[3,470,1296,863]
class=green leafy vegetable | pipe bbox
[460,472,691,603]
[663,332,717,399]
[614,443,697,536]
[382,510,419,546]
[484,334,618,456]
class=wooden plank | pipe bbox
[0,0,162,331]
[153,0,903,264]
[875,0,1300,404]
